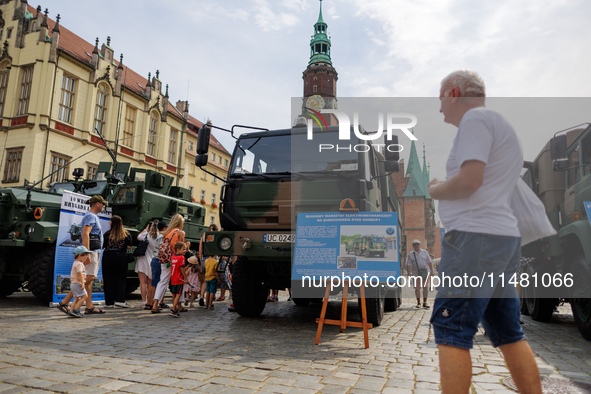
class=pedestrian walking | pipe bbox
[428,70,541,393]
[405,239,434,308]
[151,214,185,313]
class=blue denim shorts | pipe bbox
[430,230,525,349]
[150,257,161,287]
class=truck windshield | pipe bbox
[231,132,358,175]
[49,180,108,195]
[372,237,386,244]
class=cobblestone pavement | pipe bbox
[0,291,590,393]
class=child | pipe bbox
[184,256,202,307]
[169,242,188,317]
[68,246,92,318]
[204,255,219,310]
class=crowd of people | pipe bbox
[57,206,238,318]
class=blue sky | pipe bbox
[53,0,591,183]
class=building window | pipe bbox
[148,111,158,157]
[58,74,76,123]
[211,153,215,161]
[210,215,216,225]
[17,66,33,116]
[212,172,217,184]
[86,163,98,180]
[313,85,317,92]
[169,128,178,164]
[3,147,23,183]
[201,171,207,180]
[49,152,71,184]
[0,67,9,117]
[218,156,222,164]
[200,189,206,201]
[224,159,228,168]
[188,141,193,151]
[94,83,108,135]
[122,106,136,148]
[189,185,194,199]
[211,192,216,204]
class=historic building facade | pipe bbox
[0,0,230,227]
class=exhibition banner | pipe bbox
[52,191,111,304]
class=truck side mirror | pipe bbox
[197,125,211,155]
[550,135,567,160]
[553,158,569,171]
[195,154,208,167]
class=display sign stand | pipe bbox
[314,202,372,349]
[314,283,372,348]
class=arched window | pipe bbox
[147,111,158,157]
[94,83,109,135]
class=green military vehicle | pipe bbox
[351,235,388,258]
[520,123,591,339]
[0,160,208,303]
[196,124,403,326]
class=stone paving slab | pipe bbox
[1,292,591,393]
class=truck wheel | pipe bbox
[293,298,311,306]
[27,247,55,304]
[384,288,399,312]
[362,295,385,326]
[0,278,22,297]
[232,257,268,317]
[523,265,554,322]
[569,255,591,340]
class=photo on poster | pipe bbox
[340,225,398,262]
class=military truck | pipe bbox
[195,124,403,326]
[520,123,591,339]
[0,161,208,303]
[351,235,388,258]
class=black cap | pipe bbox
[157,221,168,231]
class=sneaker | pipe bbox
[423,303,430,309]
[69,310,84,318]
[416,303,421,308]
[199,298,205,307]
[114,302,131,308]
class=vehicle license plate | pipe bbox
[263,234,295,243]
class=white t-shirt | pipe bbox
[438,107,522,236]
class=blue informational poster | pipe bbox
[52,191,111,304]
[585,202,591,227]
[292,212,399,297]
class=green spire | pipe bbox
[422,144,431,198]
[403,135,427,197]
[309,0,332,66]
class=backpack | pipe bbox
[133,238,149,257]
[158,229,179,265]
[217,258,228,274]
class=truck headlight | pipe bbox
[218,236,232,251]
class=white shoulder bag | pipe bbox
[510,178,557,246]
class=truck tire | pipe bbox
[27,247,55,304]
[523,264,554,322]
[232,257,268,317]
[384,288,400,312]
[362,296,385,326]
[569,255,591,340]
[0,278,21,297]
[293,298,311,306]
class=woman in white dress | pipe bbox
[135,221,160,305]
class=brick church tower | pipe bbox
[391,138,441,270]
[297,0,338,126]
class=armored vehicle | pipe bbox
[0,161,208,303]
[196,124,403,326]
[351,235,387,258]
[520,123,591,339]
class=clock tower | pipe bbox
[300,0,338,125]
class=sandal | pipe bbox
[179,307,188,312]
[216,297,225,301]
[143,304,152,310]
[151,308,161,314]
[57,301,70,315]
[84,307,105,315]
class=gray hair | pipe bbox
[441,70,486,97]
